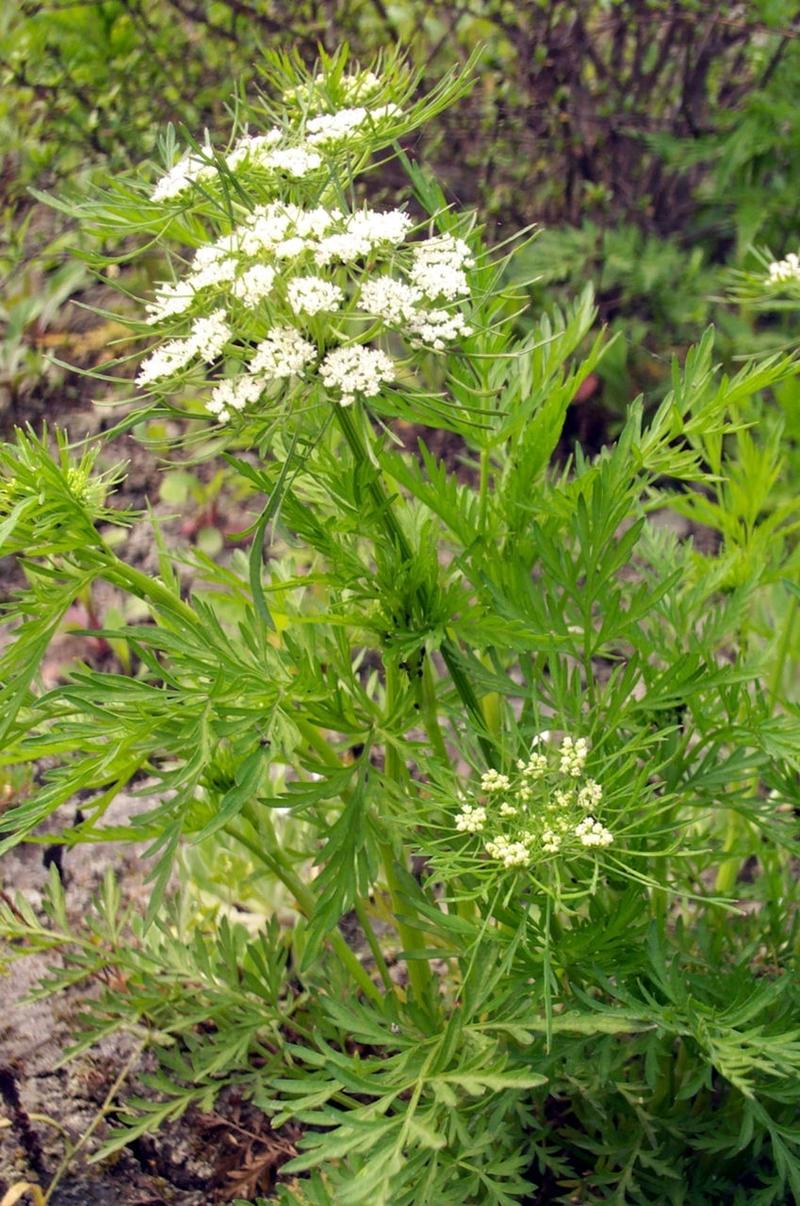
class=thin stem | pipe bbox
[384,660,436,1008]
[354,897,394,992]
[231,810,384,1007]
[333,403,497,764]
[478,445,490,533]
[768,591,798,709]
[417,653,450,764]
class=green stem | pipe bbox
[768,591,798,709]
[232,810,384,1007]
[384,660,435,1008]
[354,897,393,991]
[478,445,490,533]
[334,403,497,764]
[417,653,449,764]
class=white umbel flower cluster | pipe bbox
[250,328,316,379]
[319,345,394,406]
[767,252,800,284]
[455,804,487,833]
[559,736,588,776]
[359,277,422,325]
[151,143,216,202]
[225,128,282,170]
[451,733,616,873]
[208,375,265,421]
[140,90,475,421]
[484,836,530,868]
[306,104,401,146]
[231,264,276,308]
[136,310,230,385]
[410,234,474,300]
[286,276,344,316]
[574,816,614,848]
[481,769,511,793]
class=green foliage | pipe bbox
[2,43,800,1206]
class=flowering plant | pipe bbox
[2,48,800,1205]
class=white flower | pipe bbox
[407,307,471,351]
[151,143,216,202]
[274,237,309,261]
[238,206,294,255]
[485,835,530,868]
[577,779,603,809]
[264,146,322,177]
[410,234,474,300]
[231,264,276,307]
[541,829,562,854]
[307,107,368,145]
[187,247,238,292]
[136,309,230,387]
[359,277,422,325]
[306,104,402,146]
[250,328,316,380]
[519,753,548,779]
[190,310,231,362]
[207,374,265,421]
[136,337,197,386]
[343,70,382,101]
[455,804,487,833]
[294,206,343,239]
[319,345,394,406]
[481,769,511,793]
[768,252,800,284]
[499,802,518,817]
[225,128,283,170]
[574,816,613,848]
[286,275,344,316]
[315,209,412,266]
[559,736,588,777]
[145,279,196,324]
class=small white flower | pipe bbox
[407,307,471,351]
[410,234,474,300]
[541,829,562,854]
[145,279,196,324]
[577,779,603,809]
[274,236,309,261]
[480,769,511,793]
[559,736,588,777]
[187,251,238,293]
[455,804,487,833]
[249,328,316,379]
[319,345,394,406]
[520,753,548,780]
[136,337,197,386]
[359,277,422,325]
[315,209,412,266]
[485,835,530,868]
[768,252,800,284]
[225,128,283,170]
[207,374,265,421]
[286,275,344,316]
[136,308,230,387]
[306,107,368,145]
[499,802,518,817]
[190,310,231,362]
[264,146,322,177]
[231,264,276,308]
[574,816,613,848]
[151,143,216,201]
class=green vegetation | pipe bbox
[1,11,800,1206]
